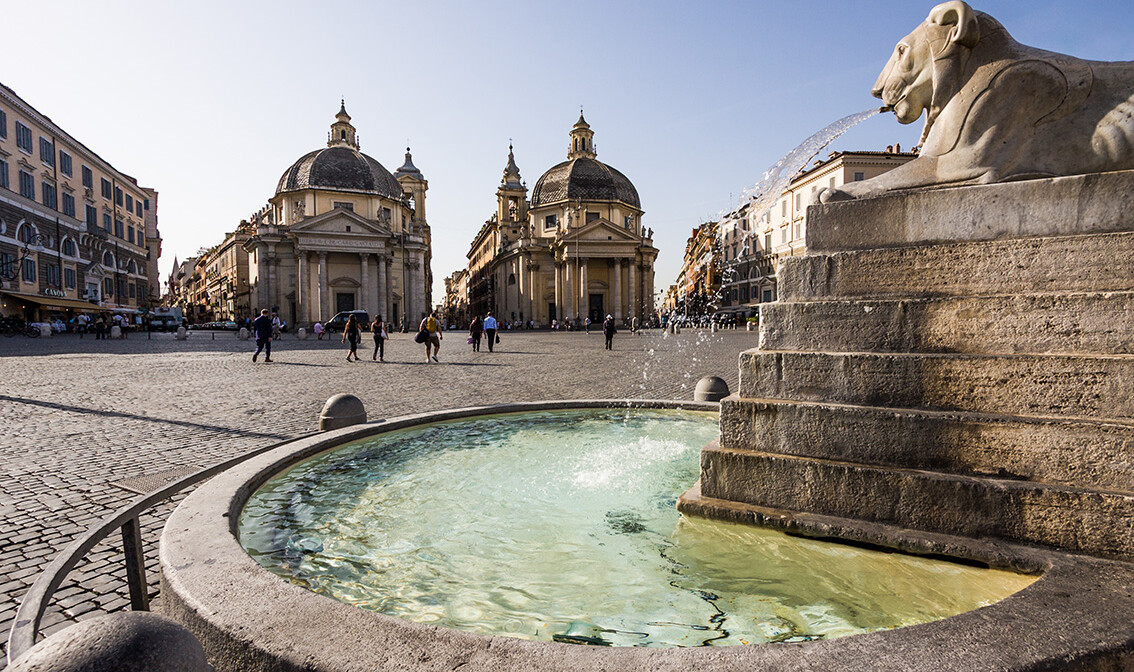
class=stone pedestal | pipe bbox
[175,327,188,340]
[681,171,1134,563]
[110,325,122,339]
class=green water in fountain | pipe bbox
[239,409,1035,647]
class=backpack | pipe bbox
[426,316,438,332]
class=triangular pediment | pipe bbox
[84,262,109,278]
[561,218,640,243]
[290,208,389,236]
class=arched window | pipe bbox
[62,238,76,256]
[103,251,114,267]
[127,259,137,273]
[17,223,36,244]
[508,273,516,286]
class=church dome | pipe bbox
[275,102,406,200]
[529,114,640,209]
[275,146,405,199]
[530,157,640,208]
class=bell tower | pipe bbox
[327,100,359,149]
[497,144,528,223]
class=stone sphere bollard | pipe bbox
[297,327,308,340]
[109,325,122,339]
[694,375,731,402]
[319,393,367,431]
[711,323,718,333]
[175,326,188,340]
[36,324,53,338]
[7,612,211,672]
[746,321,755,332]
[238,327,249,340]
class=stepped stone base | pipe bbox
[696,442,1134,560]
[720,398,1134,492]
[696,171,1134,563]
[759,292,1134,355]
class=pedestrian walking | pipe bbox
[483,311,498,353]
[603,314,617,350]
[342,314,362,361]
[252,309,274,363]
[93,314,106,340]
[419,311,443,362]
[313,321,325,340]
[585,316,591,334]
[469,315,483,352]
[632,316,639,334]
[371,315,387,361]
[271,312,282,339]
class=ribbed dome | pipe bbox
[276,146,405,199]
[529,157,640,208]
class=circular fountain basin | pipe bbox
[238,407,1031,648]
[160,401,1134,671]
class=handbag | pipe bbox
[467,336,474,344]
[495,333,500,344]
[414,329,428,344]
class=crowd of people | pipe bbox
[249,309,625,365]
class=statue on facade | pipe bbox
[822,0,1134,202]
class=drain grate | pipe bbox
[109,466,201,495]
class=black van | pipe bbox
[324,310,369,333]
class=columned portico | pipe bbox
[629,261,638,319]
[297,252,308,324]
[317,252,328,319]
[613,258,623,321]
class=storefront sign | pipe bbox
[43,288,66,298]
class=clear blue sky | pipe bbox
[6,0,1131,302]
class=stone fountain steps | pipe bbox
[718,398,1134,492]
[778,230,1134,302]
[738,351,1134,422]
[758,291,1134,355]
[696,442,1134,560]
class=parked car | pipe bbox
[324,310,369,333]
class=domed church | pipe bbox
[243,102,431,330]
[466,113,657,326]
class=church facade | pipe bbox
[242,104,431,330]
[467,114,657,327]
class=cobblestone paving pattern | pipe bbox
[0,327,753,662]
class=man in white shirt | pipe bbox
[483,312,498,352]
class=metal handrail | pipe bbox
[6,431,318,664]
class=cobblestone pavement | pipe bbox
[0,327,754,662]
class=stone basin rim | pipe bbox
[159,399,1134,672]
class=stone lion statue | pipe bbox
[822,1,1134,202]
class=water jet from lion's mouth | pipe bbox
[879,104,894,113]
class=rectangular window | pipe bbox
[781,200,787,217]
[138,284,147,301]
[22,258,36,282]
[16,121,33,152]
[764,232,772,251]
[82,165,93,188]
[46,263,61,287]
[59,151,72,176]
[42,182,57,209]
[795,221,803,240]
[544,214,557,229]
[103,213,111,231]
[585,212,599,224]
[0,107,6,138]
[40,138,54,166]
[143,198,149,211]
[114,187,123,206]
[0,159,7,190]
[19,170,35,199]
[101,177,112,199]
[128,226,135,244]
[1,253,13,276]
[854,171,865,181]
[828,176,835,189]
[86,205,97,226]
[64,267,76,288]
[62,192,75,217]
[624,216,632,229]
[332,201,354,211]
[129,283,136,299]
[114,218,124,238]
[104,277,113,297]
[135,201,142,217]
[794,193,801,211]
[781,226,788,244]
[125,194,133,211]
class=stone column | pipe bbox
[554,262,562,323]
[578,259,588,320]
[360,254,370,313]
[256,244,270,311]
[563,261,574,320]
[317,252,328,320]
[613,258,623,322]
[646,267,655,316]
[628,260,638,319]
[267,252,278,312]
[527,259,536,325]
[297,251,308,325]
[377,253,387,321]
[516,255,525,322]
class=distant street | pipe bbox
[0,327,752,660]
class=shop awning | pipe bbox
[0,291,100,312]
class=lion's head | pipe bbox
[873,1,982,144]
